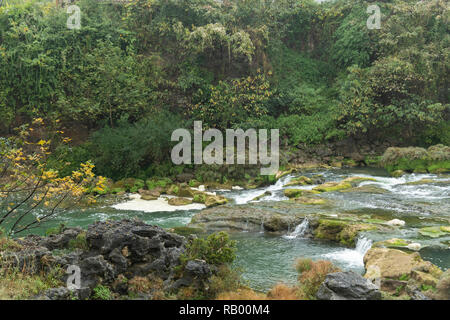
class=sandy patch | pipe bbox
[112,194,206,213]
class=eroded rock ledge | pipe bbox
[0,219,212,300]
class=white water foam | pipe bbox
[111,195,206,213]
[320,237,373,268]
[283,218,309,239]
[231,174,294,204]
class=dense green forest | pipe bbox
[0,0,449,180]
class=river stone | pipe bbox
[313,181,352,192]
[205,195,228,207]
[385,219,406,227]
[316,271,381,300]
[168,197,192,206]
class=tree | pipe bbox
[0,119,102,235]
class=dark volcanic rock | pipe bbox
[2,219,214,300]
[316,271,381,300]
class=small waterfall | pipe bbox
[321,236,373,268]
[260,218,265,233]
[232,174,293,205]
[355,237,373,256]
[283,218,309,239]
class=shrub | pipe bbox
[267,283,300,300]
[181,232,237,267]
[208,265,245,299]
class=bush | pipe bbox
[208,265,245,299]
[181,232,237,266]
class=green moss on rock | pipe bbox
[313,181,352,192]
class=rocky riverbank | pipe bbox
[0,220,219,300]
[0,218,448,300]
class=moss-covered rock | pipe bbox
[342,176,377,185]
[205,195,228,208]
[192,192,207,204]
[167,197,192,206]
[312,219,377,247]
[283,189,320,198]
[312,181,352,193]
[178,187,194,198]
[419,226,450,238]
[373,238,410,249]
[391,170,406,177]
[166,184,180,195]
[283,176,312,187]
[339,185,388,194]
[141,194,159,201]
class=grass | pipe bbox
[0,267,64,300]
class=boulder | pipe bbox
[363,248,442,285]
[178,187,194,198]
[283,176,312,187]
[205,195,228,208]
[385,219,406,227]
[316,271,381,300]
[168,197,193,206]
[311,218,376,247]
[284,189,319,198]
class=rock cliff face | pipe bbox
[0,219,212,300]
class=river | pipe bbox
[20,167,450,291]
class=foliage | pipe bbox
[189,72,272,130]
[296,258,340,300]
[92,284,113,300]
[0,0,448,172]
[89,112,185,180]
[0,119,102,235]
[181,231,236,266]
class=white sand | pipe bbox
[112,194,206,213]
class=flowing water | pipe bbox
[16,167,450,291]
